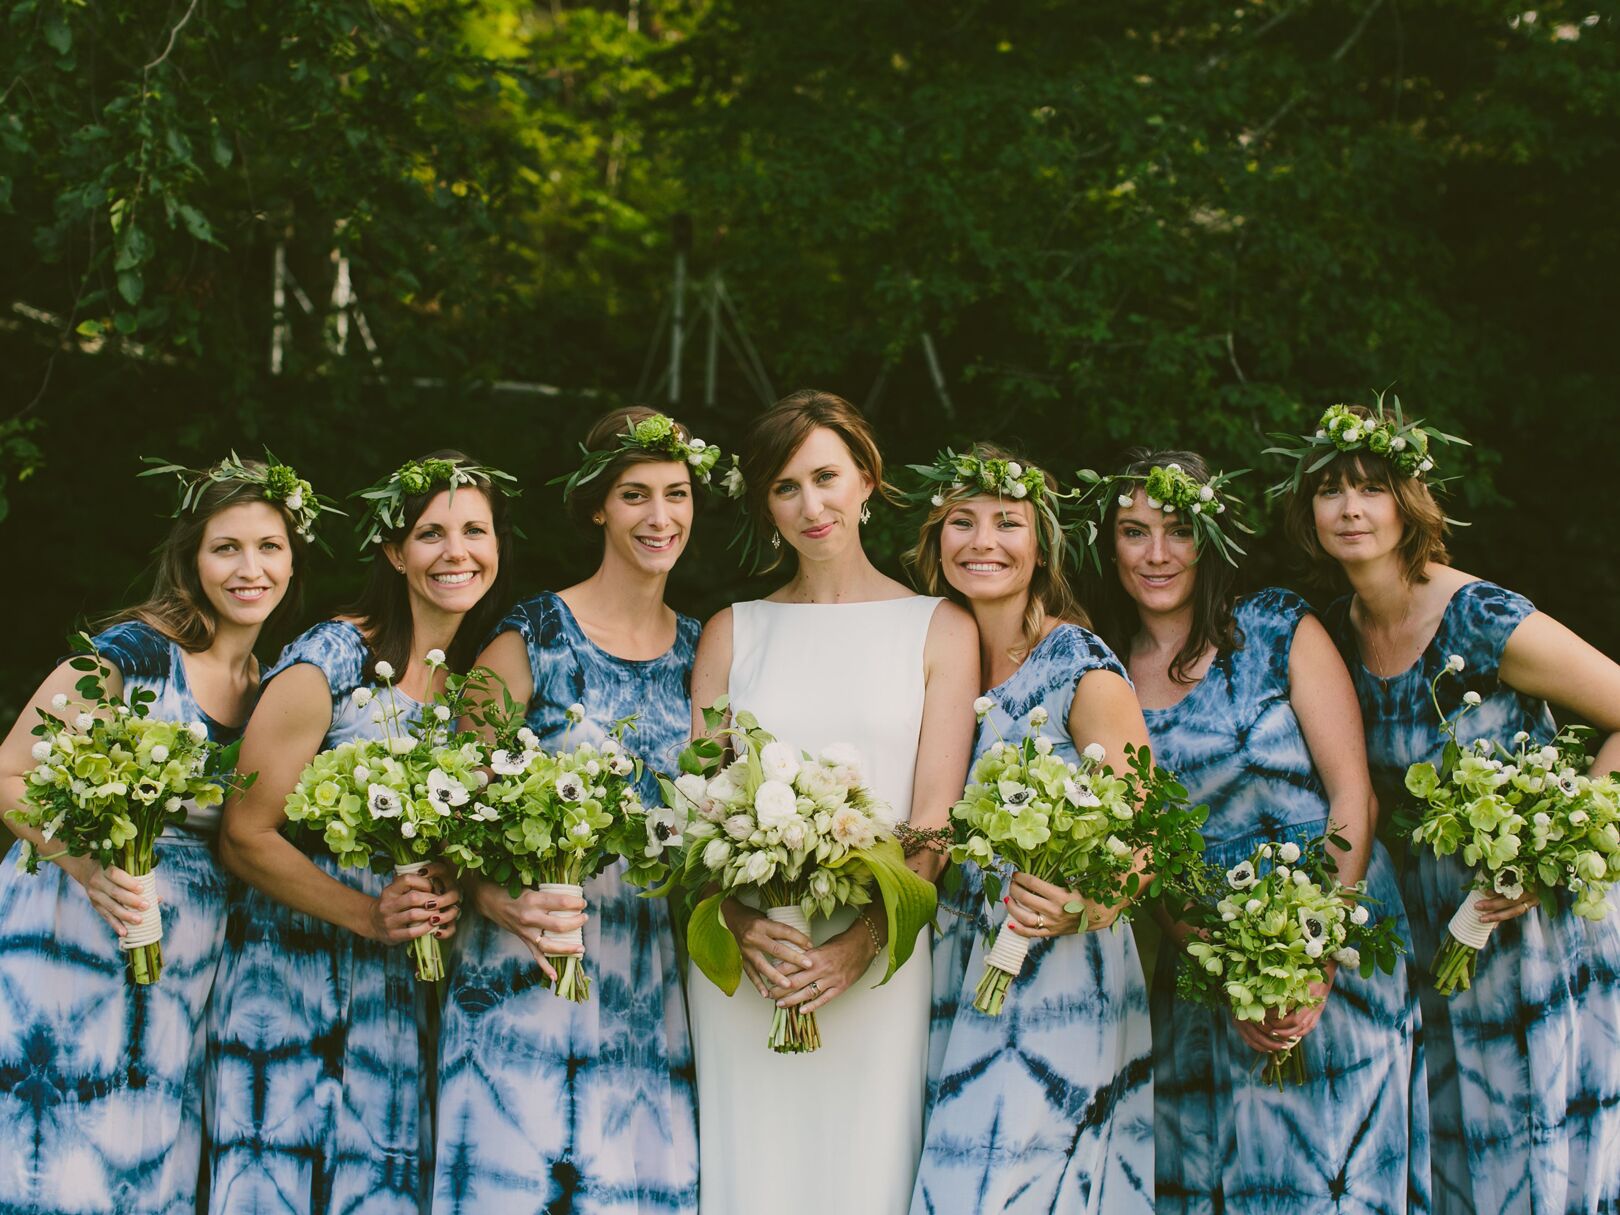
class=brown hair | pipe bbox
[104,462,308,651]
[1280,406,1451,585]
[740,389,898,573]
[1092,448,1243,684]
[905,443,1087,661]
[342,449,515,675]
[565,405,696,530]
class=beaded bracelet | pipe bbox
[857,908,883,954]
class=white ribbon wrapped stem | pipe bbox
[765,905,812,937]
[119,871,163,951]
[985,920,1031,977]
[1447,888,1497,951]
[537,882,586,954]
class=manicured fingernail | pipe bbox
[426,900,438,909]
[431,915,441,925]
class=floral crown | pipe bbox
[139,450,340,548]
[1265,391,1469,499]
[1074,462,1252,567]
[552,412,740,501]
[355,456,519,549]
[904,448,1068,555]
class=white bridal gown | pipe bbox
[689,596,943,1215]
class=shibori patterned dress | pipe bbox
[0,620,245,1215]
[1327,579,1620,1215]
[207,620,435,1215]
[432,592,700,1215]
[1148,587,1430,1215]
[911,623,1155,1215]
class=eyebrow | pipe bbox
[618,479,690,492]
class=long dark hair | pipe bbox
[1091,447,1243,683]
[342,449,515,675]
[103,461,308,650]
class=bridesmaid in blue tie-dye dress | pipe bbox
[1097,448,1429,1214]
[1277,402,1620,1214]
[907,444,1156,1215]
[208,452,514,1215]
[0,456,311,1214]
[432,408,704,1215]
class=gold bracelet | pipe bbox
[858,908,882,954]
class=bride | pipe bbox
[686,389,978,1214]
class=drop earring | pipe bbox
[770,531,782,550]
[859,501,872,525]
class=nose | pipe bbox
[1340,489,1364,518]
[969,519,998,550]
[801,485,824,519]
[646,494,672,529]
[442,530,470,561]
[1146,530,1171,564]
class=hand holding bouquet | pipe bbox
[441,690,655,1002]
[1404,656,1620,995]
[666,698,937,1053]
[1177,834,1404,1087]
[10,633,255,985]
[949,701,1209,1015]
[283,650,480,983]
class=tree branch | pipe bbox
[144,0,201,73]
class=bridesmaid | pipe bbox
[1277,402,1620,1214]
[432,407,709,1215]
[208,451,513,1215]
[0,454,316,1214]
[907,444,1156,1215]
[1098,448,1430,1214]
[686,390,979,1215]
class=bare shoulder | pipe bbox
[925,598,978,652]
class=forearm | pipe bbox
[1593,732,1620,778]
[221,822,377,939]
[1323,791,1374,886]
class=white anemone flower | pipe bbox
[367,783,403,819]
[1064,777,1101,808]
[644,804,685,857]
[554,773,587,803]
[1227,860,1258,890]
[428,768,470,812]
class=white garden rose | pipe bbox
[760,741,801,784]
[754,780,800,831]
[674,772,709,807]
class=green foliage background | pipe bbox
[3,0,1616,720]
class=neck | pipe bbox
[1133,600,1195,662]
[1342,553,1413,626]
[406,601,466,684]
[202,618,261,677]
[574,553,670,624]
[971,594,1030,691]
[780,542,883,603]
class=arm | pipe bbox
[1009,668,1152,938]
[218,664,458,944]
[689,607,733,738]
[0,659,149,935]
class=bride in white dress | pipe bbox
[687,390,978,1215]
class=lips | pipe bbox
[959,561,1007,575]
[802,522,834,540]
[226,586,270,601]
[635,535,678,552]
[430,570,478,586]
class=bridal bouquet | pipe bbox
[1403,656,1620,995]
[1177,835,1405,1087]
[10,633,254,985]
[950,701,1210,1015]
[666,698,937,1053]
[441,694,659,1002]
[283,649,480,983]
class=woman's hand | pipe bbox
[772,915,883,1016]
[368,861,462,946]
[64,855,149,938]
[1235,967,1336,1054]
[1476,886,1540,924]
[1004,871,1120,937]
[723,898,811,998]
[473,878,585,982]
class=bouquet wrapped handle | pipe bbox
[1447,888,1496,950]
[536,882,587,956]
[984,920,1031,977]
[535,881,590,1002]
[394,861,445,983]
[119,871,163,951]
[765,905,820,1053]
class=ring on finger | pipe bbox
[809,980,822,997]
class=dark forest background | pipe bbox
[3,0,1616,722]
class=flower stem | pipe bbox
[1432,933,1479,997]
[973,962,1015,1016]
[545,954,591,1002]
[410,933,445,984]
[126,940,163,985]
[768,1004,820,1053]
[1260,1044,1307,1089]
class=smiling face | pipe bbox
[386,486,499,616]
[765,426,873,562]
[195,500,295,628]
[1113,488,1199,615]
[596,459,693,575]
[1311,468,1404,568]
[938,496,1040,606]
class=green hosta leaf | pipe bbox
[845,838,937,985]
[687,891,742,996]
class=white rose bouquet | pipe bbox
[9,633,255,985]
[664,698,937,1053]
[1177,835,1405,1087]
[283,651,481,983]
[440,695,656,1003]
[950,701,1211,1015]
[1403,656,1620,995]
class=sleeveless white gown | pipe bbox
[689,596,943,1215]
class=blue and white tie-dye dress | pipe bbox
[0,620,244,1215]
[1148,587,1430,1215]
[1327,579,1620,1215]
[912,623,1155,1215]
[432,592,700,1215]
[207,620,436,1215]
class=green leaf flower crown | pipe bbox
[903,448,1070,555]
[356,456,520,549]
[1265,391,1469,499]
[139,450,340,548]
[1073,462,1252,567]
[551,412,738,501]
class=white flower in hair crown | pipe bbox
[355,456,520,549]
[140,449,341,548]
[904,448,1070,556]
[552,413,734,500]
[1072,462,1252,568]
[1264,390,1470,499]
